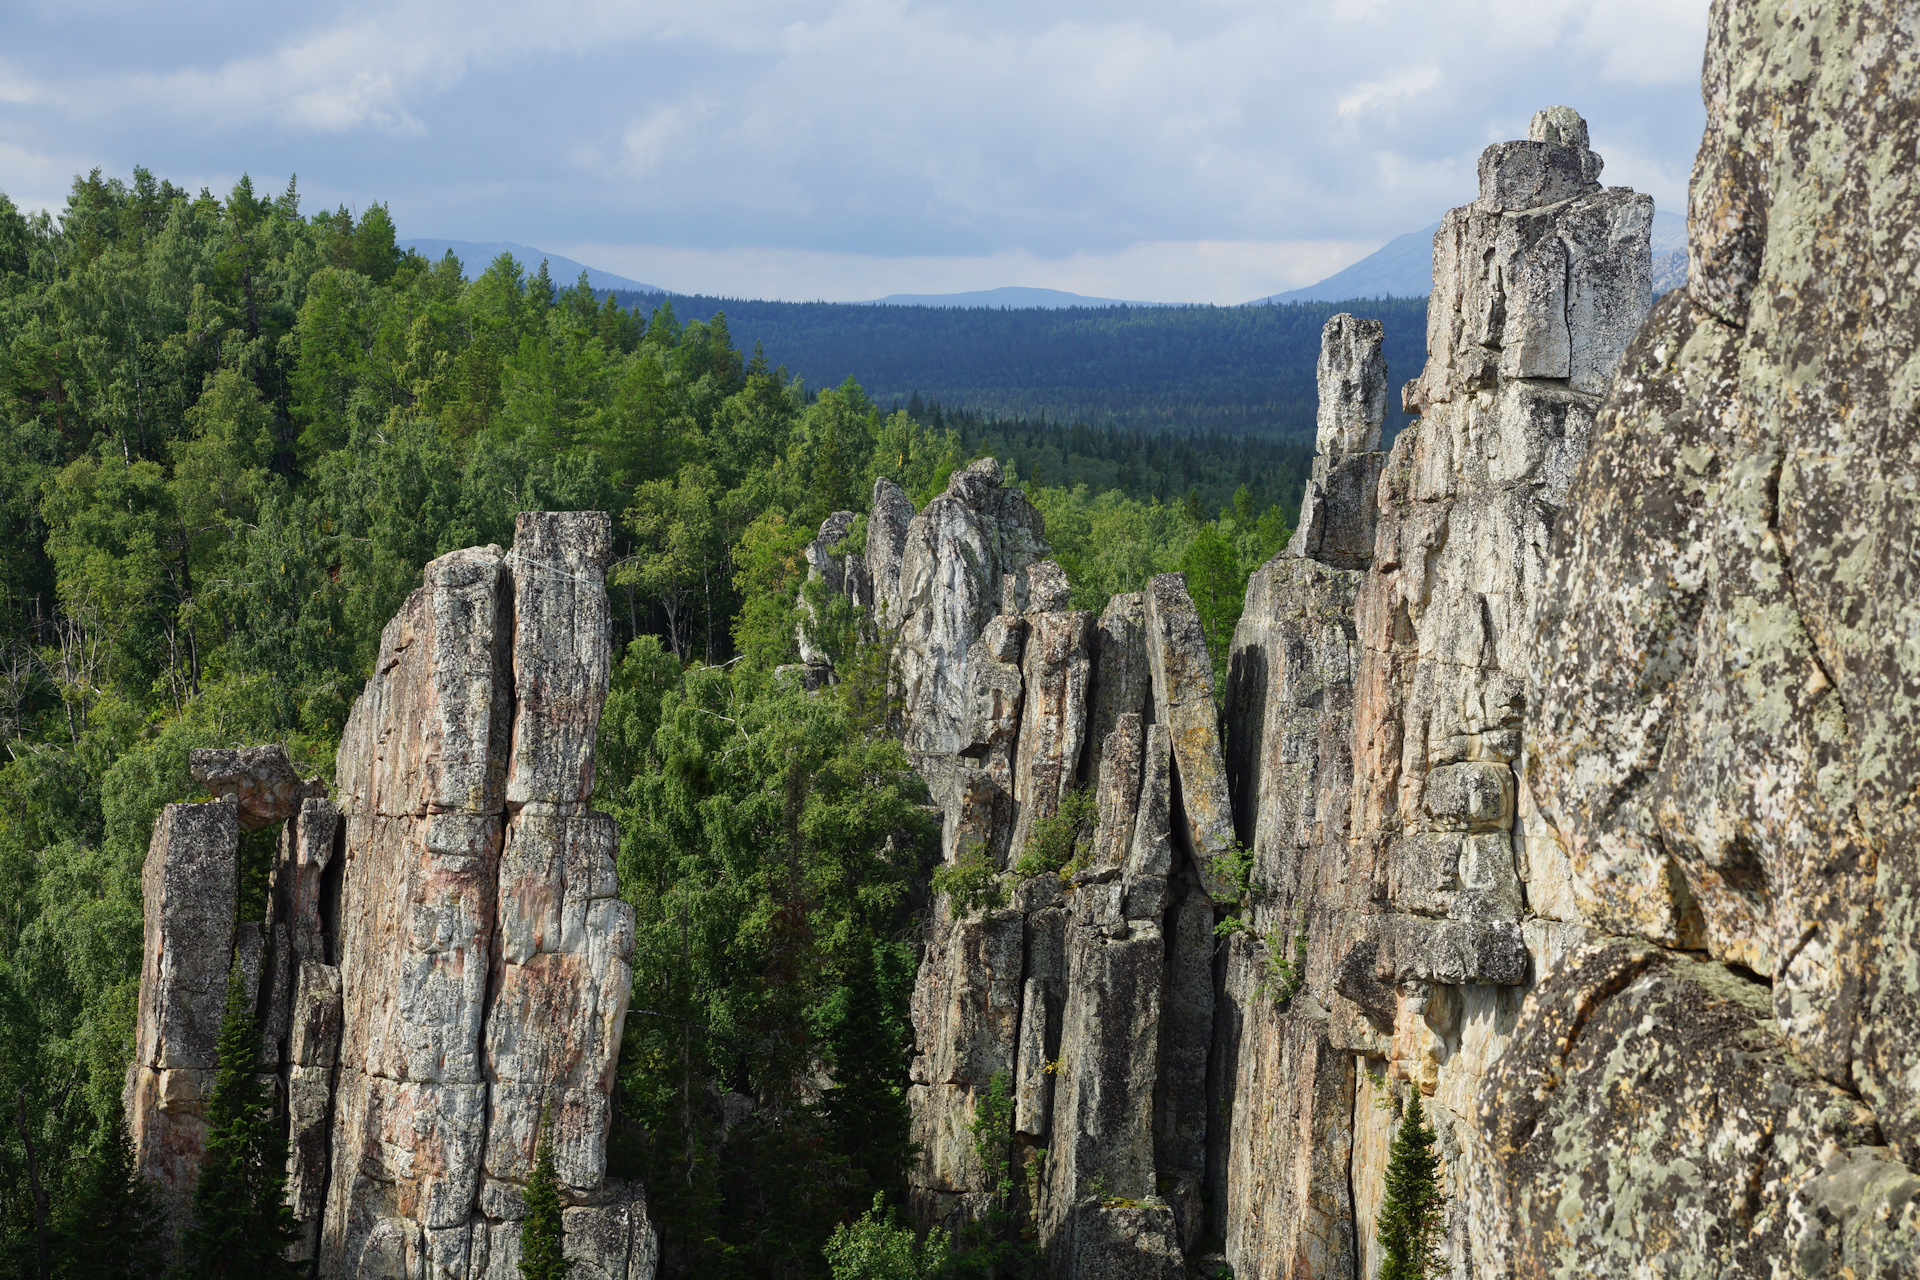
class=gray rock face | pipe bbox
[868,477,916,629]
[1315,313,1388,457]
[125,512,653,1279]
[878,442,1233,1267]
[1491,1,1920,1272]
[1204,105,1654,1280]
[895,458,1050,760]
[126,800,239,1236]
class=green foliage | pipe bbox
[0,161,1338,1271]
[1181,522,1247,692]
[601,655,937,1278]
[520,1113,570,1280]
[1377,1089,1447,1280]
[930,846,1005,920]
[174,961,300,1278]
[52,1108,162,1279]
[944,1073,1038,1280]
[1214,840,1256,905]
[1010,786,1096,880]
[1261,917,1310,1008]
[822,1195,949,1280]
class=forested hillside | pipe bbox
[0,169,1298,1277]
[609,290,1429,439]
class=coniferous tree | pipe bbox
[174,961,300,1279]
[520,1111,568,1280]
[54,1108,164,1279]
[1377,1088,1446,1280]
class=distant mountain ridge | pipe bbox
[400,239,667,294]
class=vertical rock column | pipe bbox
[1215,108,1653,1280]
[319,513,649,1280]
[1214,316,1379,1278]
[1349,106,1648,1277]
[322,543,516,1275]
[481,512,635,1268]
[126,800,241,1237]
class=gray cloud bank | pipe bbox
[0,0,1709,301]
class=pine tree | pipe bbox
[520,1111,569,1280]
[54,1108,164,1279]
[1377,1088,1446,1280]
[174,961,301,1279]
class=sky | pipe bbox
[0,0,1711,303]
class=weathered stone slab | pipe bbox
[335,545,513,818]
[1142,574,1235,899]
[895,459,1049,758]
[505,511,612,810]
[1008,610,1093,859]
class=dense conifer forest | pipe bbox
[0,169,1322,1276]
[608,290,1429,439]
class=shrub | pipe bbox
[932,844,1005,918]
[823,1194,948,1280]
[1011,786,1096,879]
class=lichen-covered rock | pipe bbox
[505,511,613,810]
[1142,573,1235,899]
[189,744,327,831]
[1007,609,1093,859]
[1502,0,1920,1264]
[1483,938,1918,1278]
[1046,1200,1187,1280]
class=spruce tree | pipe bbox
[55,1109,164,1279]
[520,1111,569,1280]
[1377,1087,1445,1280]
[174,961,301,1279]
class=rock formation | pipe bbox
[1482,0,1920,1273]
[872,104,1664,1279]
[127,514,656,1280]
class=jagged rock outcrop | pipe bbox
[126,513,654,1279]
[1483,0,1920,1273]
[885,448,1235,1263]
[190,744,328,831]
[1207,105,1652,1280]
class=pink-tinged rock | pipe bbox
[336,811,502,1086]
[126,799,237,1234]
[484,809,633,1192]
[273,796,338,967]
[189,744,328,831]
[335,545,513,818]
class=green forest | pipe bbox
[607,290,1429,440]
[0,169,1307,1278]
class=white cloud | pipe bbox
[1338,67,1443,122]
[0,0,1713,298]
